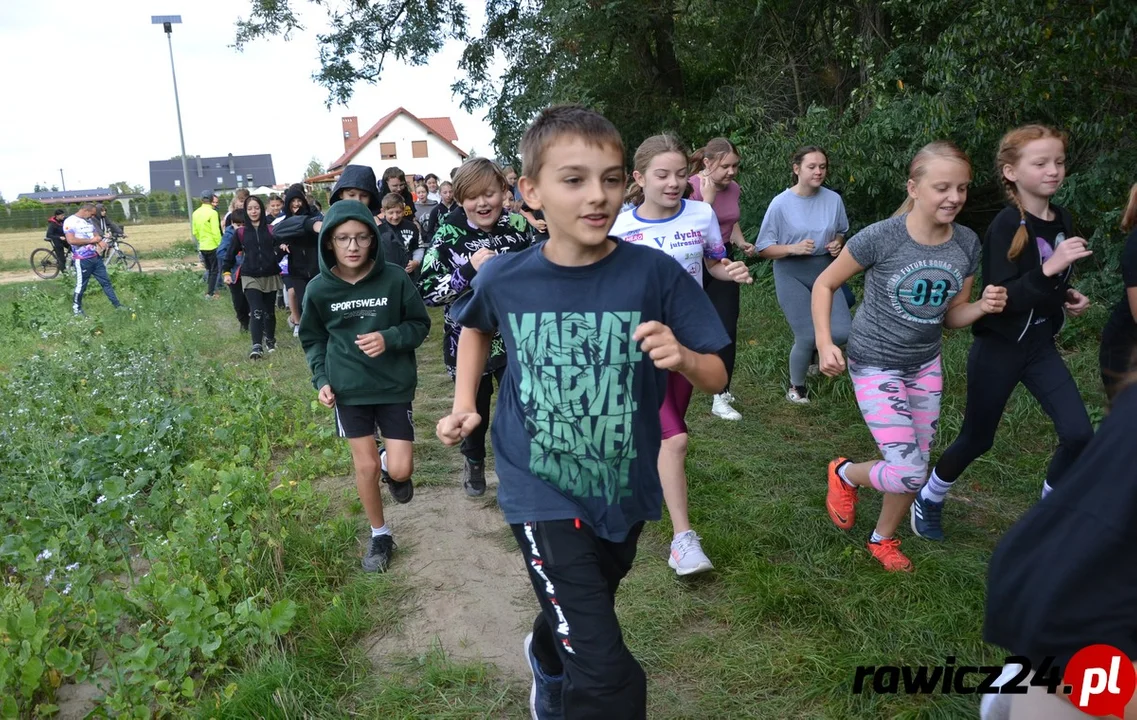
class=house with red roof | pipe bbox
[308,108,469,184]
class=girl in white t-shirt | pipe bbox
[610,134,752,576]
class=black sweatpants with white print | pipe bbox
[511,519,646,720]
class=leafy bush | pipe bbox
[0,277,349,717]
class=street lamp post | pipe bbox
[152,15,194,237]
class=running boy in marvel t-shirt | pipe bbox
[436,106,729,719]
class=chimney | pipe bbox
[342,117,359,152]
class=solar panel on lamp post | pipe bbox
[152,15,195,236]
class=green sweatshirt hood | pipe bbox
[317,199,386,281]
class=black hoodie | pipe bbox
[223,202,283,277]
[973,204,1075,342]
[46,216,66,243]
[330,165,381,213]
[273,186,322,277]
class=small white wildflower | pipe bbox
[95,495,107,505]
[36,549,53,561]
[65,562,80,571]
[45,569,55,583]
[62,583,72,595]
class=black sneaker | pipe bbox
[362,534,395,573]
[265,339,277,354]
[378,446,414,503]
[462,457,486,497]
[249,344,263,360]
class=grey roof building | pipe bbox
[149,153,275,197]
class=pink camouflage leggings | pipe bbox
[848,355,943,493]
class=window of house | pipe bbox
[380,142,397,159]
[246,174,253,181]
[174,179,181,187]
[412,140,428,158]
[217,176,224,184]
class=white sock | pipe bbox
[837,462,857,488]
[379,446,388,473]
[673,529,692,541]
[1041,481,1053,499]
[371,524,391,538]
[869,530,889,544]
[919,469,954,503]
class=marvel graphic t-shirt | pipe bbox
[609,200,726,287]
[845,214,980,369]
[451,240,729,541]
[63,214,99,260]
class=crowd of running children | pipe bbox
[186,105,1137,719]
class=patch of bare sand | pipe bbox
[366,473,535,680]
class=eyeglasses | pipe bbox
[331,234,373,248]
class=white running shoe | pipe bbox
[711,394,742,421]
[293,324,300,337]
[785,386,810,405]
[668,530,714,576]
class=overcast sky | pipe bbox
[0,1,498,200]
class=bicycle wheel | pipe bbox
[113,243,141,271]
[30,248,60,280]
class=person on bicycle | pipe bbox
[93,204,124,238]
[65,203,123,316]
[46,208,69,269]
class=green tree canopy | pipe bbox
[239,0,1137,294]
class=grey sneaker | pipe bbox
[362,534,395,573]
[249,344,263,360]
[668,530,713,576]
[462,457,486,497]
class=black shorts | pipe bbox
[334,402,415,441]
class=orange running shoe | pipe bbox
[826,458,858,530]
[867,538,913,572]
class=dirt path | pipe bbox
[0,257,200,286]
[366,472,535,680]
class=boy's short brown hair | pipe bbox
[519,105,625,180]
[452,158,509,203]
[381,192,405,211]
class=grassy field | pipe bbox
[0,224,196,271]
[0,265,1111,718]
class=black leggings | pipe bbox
[244,286,278,347]
[705,275,739,390]
[935,332,1093,487]
[459,366,505,461]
